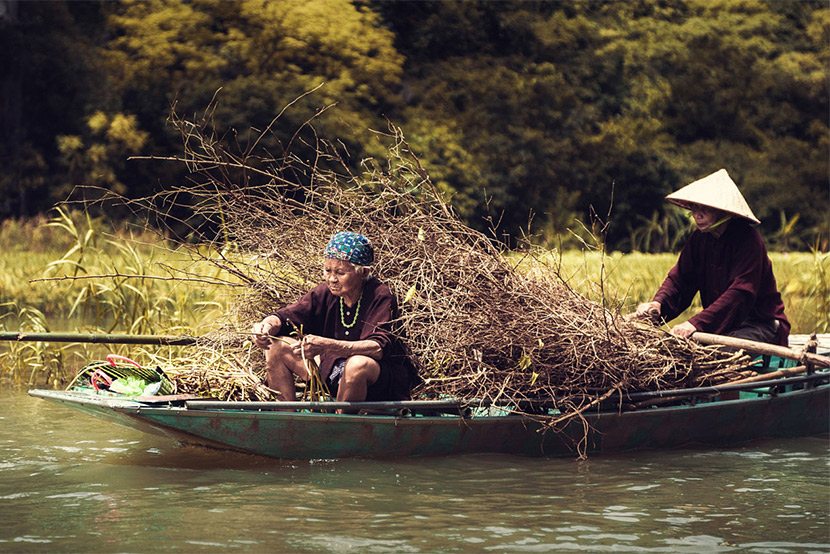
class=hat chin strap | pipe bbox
[700,214,732,234]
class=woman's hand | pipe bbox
[671,321,697,338]
[252,315,281,349]
[292,334,328,359]
[635,301,661,321]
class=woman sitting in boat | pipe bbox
[252,231,417,402]
[635,168,790,346]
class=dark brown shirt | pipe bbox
[654,219,790,345]
[271,277,417,399]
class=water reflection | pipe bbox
[0,390,827,553]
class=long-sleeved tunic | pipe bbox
[653,219,790,345]
[270,276,418,400]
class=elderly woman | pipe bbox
[252,231,417,402]
[635,169,790,346]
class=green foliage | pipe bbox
[0,1,106,217]
[777,248,830,334]
[0,212,825,386]
[382,0,827,248]
[0,0,827,250]
[586,0,829,248]
[56,111,149,197]
[103,0,403,159]
[622,208,693,253]
[0,302,66,387]
[0,209,228,327]
[0,211,231,385]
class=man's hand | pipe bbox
[252,315,281,349]
[635,301,661,321]
[671,321,697,338]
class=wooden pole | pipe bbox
[692,332,830,368]
[0,332,198,346]
[630,367,817,409]
[726,365,808,385]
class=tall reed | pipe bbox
[0,209,231,385]
[0,210,825,388]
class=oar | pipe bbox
[0,332,198,346]
[628,370,829,408]
[692,332,830,368]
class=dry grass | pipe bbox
[109,106,754,443]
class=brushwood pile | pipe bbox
[151,117,751,427]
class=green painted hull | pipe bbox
[28,381,829,459]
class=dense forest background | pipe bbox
[1,0,827,251]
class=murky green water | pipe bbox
[1,389,828,553]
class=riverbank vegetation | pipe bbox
[0,212,232,386]
[1,208,826,389]
[0,195,826,391]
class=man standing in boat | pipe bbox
[635,168,790,346]
[252,231,417,402]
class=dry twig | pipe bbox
[117,104,753,454]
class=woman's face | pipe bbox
[689,204,722,231]
[322,258,364,301]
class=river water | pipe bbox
[0,389,827,553]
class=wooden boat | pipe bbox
[28,351,829,460]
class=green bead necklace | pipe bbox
[340,295,362,335]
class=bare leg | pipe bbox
[264,337,306,401]
[336,355,381,403]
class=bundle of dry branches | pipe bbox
[131,106,752,426]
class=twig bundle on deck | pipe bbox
[134,109,751,434]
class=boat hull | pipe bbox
[28,384,829,459]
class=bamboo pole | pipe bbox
[185,399,481,412]
[726,365,809,385]
[630,367,817,409]
[0,332,198,346]
[693,332,830,368]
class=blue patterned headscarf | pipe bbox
[324,231,374,266]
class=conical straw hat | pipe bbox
[665,168,760,224]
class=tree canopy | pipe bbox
[1,0,827,251]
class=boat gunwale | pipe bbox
[180,370,830,413]
[28,378,830,423]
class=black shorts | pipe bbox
[726,319,780,345]
[326,357,393,401]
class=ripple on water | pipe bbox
[664,534,730,549]
[292,534,419,553]
[0,492,32,500]
[657,516,708,525]
[45,491,111,501]
[582,533,640,541]
[554,525,602,533]
[481,525,520,536]
[741,541,830,551]
[13,536,52,544]
[626,483,660,491]
[692,449,773,462]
